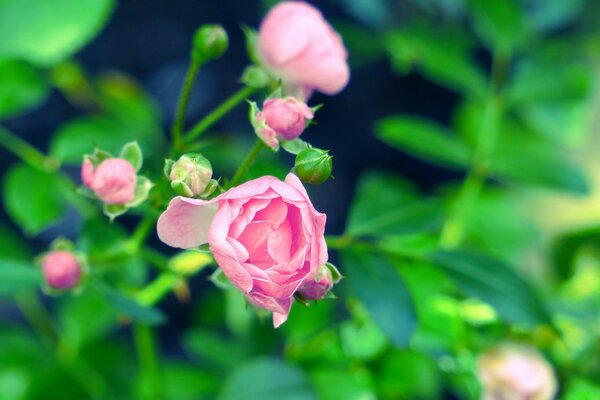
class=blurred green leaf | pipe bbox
[385,25,486,97]
[91,283,165,325]
[376,115,471,168]
[0,0,115,65]
[163,362,218,400]
[467,0,528,53]
[428,250,552,325]
[340,318,387,360]
[220,358,317,400]
[563,378,600,400]
[551,226,600,280]
[490,121,589,194]
[346,171,443,237]
[0,259,41,295]
[0,222,32,261]
[3,163,69,235]
[184,328,252,369]
[58,291,116,353]
[310,368,376,400]
[377,351,441,399]
[0,59,49,119]
[342,250,417,347]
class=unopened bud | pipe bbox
[294,148,332,185]
[297,263,341,300]
[42,251,82,290]
[168,154,213,197]
[192,25,228,64]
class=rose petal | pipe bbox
[157,196,219,249]
[267,218,292,264]
[212,246,253,293]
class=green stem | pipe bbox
[228,140,265,188]
[0,126,58,172]
[438,53,508,248]
[183,85,257,144]
[127,215,157,253]
[136,273,182,306]
[171,60,202,151]
[133,324,163,400]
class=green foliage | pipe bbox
[0,59,49,119]
[3,163,70,235]
[219,358,317,400]
[0,0,115,65]
[0,259,41,295]
[342,250,417,347]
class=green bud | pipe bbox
[192,24,228,64]
[168,154,213,197]
[294,148,333,185]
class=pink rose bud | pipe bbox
[478,345,557,400]
[81,158,137,204]
[42,251,82,290]
[168,154,213,197]
[297,263,340,300]
[258,1,350,100]
[157,173,328,328]
[255,97,313,148]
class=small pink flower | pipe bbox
[478,345,557,400]
[157,173,328,327]
[42,251,82,290]
[256,97,313,148]
[81,158,137,204]
[298,263,335,300]
[258,1,350,100]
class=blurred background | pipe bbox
[2,0,600,399]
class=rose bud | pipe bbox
[258,1,350,100]
[477,345,557,400]
[255,97,313,148]
[157,173,328,328]
[42,251,82,290]
[168,154,213,197]
[297,263,341,300]
[294,148,332,185]
[81,158,137,204]
[192,24,229,64]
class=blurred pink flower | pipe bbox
[157,173,328,327]
[256,97,313,148]
[42,251,82,290]
[478,345,557,400]
[82,158,137,204]
[258,1,350,100]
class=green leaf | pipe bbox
[0,222,32,261]
[378,351,441,399]
[91,283,165,325]
[342,250,417,347]
[0,0,115,65]
[376,115,471,168]
[428,250,552,326]
[0,59,49,119]
[384,25,487,97]
[119,142,143,172]
[220,358,317,400]
[3,163,69,235]
[468,0,528,54]
[0,259,41,295]
[163,362,218,400]
[346,171,443,236]
[49,116,162,165]
[310,368,375,400]
[490,122,589,194]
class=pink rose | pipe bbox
[82,158,137,204]
[256,97,313,148]
[478,345,557,400]
[42,251,82,290]
[157,173,328,327]
[258,1,350,100]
